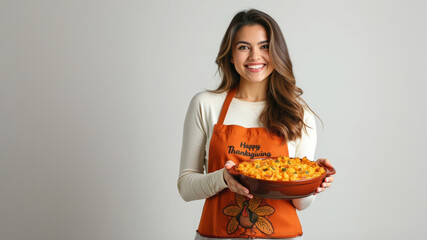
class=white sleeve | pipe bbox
[294,110,317,161]
[292,110,317,210]
[177,93,228,202]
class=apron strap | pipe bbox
[217,88,237,125]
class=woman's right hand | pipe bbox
[223,160,253,199]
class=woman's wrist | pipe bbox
[219,168,228,189]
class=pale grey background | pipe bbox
[1,0,426,239]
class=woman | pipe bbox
[178,9,334,239]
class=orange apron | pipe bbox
[197,88,303,238]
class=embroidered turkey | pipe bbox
[222,194,275,236]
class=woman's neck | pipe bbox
[235,80,268,102]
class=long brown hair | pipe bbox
[214,9,317,141]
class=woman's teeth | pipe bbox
[246,64,264,69]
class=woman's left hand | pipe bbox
[314,158,334,195]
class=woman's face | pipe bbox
[231,24,274,84]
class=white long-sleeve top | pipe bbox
[178,90,317,210]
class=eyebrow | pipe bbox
[235,40,269,45]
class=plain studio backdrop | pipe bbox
[1,0,426,239]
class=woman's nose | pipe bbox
[249,48,261,61]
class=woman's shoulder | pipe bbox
[302,107,316,129]
[189,90,227,106]
[303,107,315,119]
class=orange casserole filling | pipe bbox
[236,156,325,181]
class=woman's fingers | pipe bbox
[313,159,335,195]
[224,160,236,169]
[228,178,253,198]
[226,177,252,198]
[315,183,331,193]
[316,158,333,168]
[223,161,253,198]
[315,180,332,194]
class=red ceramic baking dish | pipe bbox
[226,161,336,199]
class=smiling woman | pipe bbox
[213,10,312,141]
[178,9,335,240]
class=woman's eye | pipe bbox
[238,45,249,50]
[261,44,269,49]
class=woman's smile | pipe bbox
[245,63,266,72]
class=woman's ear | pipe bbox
[231,58,234,64]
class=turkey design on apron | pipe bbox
[197,88,303,238]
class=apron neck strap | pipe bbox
[217,87,237,125]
